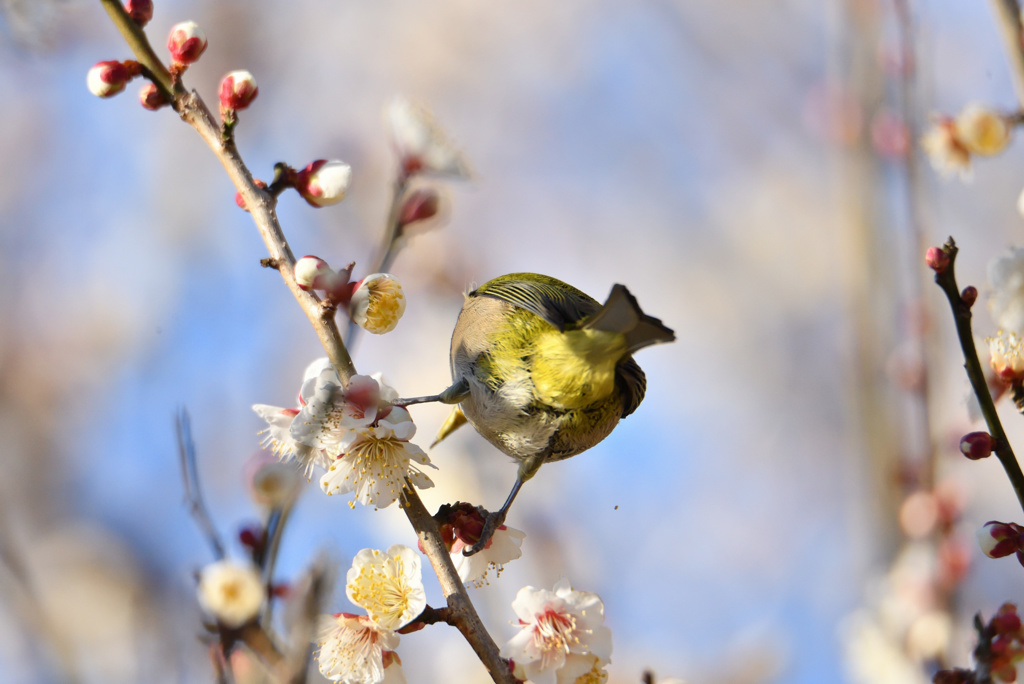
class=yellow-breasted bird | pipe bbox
[396,273,675,553]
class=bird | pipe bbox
[395,273,675,553]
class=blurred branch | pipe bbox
[176,408,227,560]
[932,238,1024,514]
[988,0,1024,108]
[102,7,512,682]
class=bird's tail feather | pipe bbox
[584,284,675,354]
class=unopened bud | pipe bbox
[399,188,440,227]
[238,524,263,551]
[124,0,153,27]
[294,160,351,207]
[138,82,168,111]
[294,256,334,291]
[993,603,1022,636]
[977,520,1023,558]
[349,273,406,334]
[926,246,950,273]
[219,70,258,112]
[234,179,267,213]
[960,431,995,460]
[167,21,207,65]
[956,103,1011,156]
[87,61,130,98]
[961,286,978,307]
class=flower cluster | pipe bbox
[253,359,434,508]
[502,579,613,684]
[933,604,1024,684]
[921,104,1011,179]
[315,545,425,683]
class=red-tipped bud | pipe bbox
[977,521,1024,558]
[294,160,352,207]
[87,61,130,98]
[961,285,978,307]
[993,603,1023,636]
[294,256,334,291]
[219,70,258,112]
[124,0,153,27]
[960,431,995,460]
[926,246,950,273]
[167,21,207,65]
[399,188,441,227]
[138,82,168,111]
[234,179,267,213]
[238,524,264,552]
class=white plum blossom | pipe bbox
[989,247,1024,333]
[502,579,613,684]
[315,613,406,684]
[251,404,328,475]
[346,545,426,631]
[349,274,406,335]
[196,560,264,628]
[386,96,471,178]
[320,405,434,509]
[452,524,526,587]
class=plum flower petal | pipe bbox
[452,524,526,587]
[315,612,403,684]
[346,545,426,631]
[502,578,613,684]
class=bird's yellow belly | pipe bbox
[530,328,625,409]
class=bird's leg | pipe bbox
[463,478,524,556]
[392,378,470,407]
[464,454,544,556]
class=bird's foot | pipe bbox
[464,509,506,557]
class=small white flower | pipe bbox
[197,560,264,628]
[452,524,526,587]
[386,96,471,178]
[921,117,971,179]
[248,454,303,509]
[252,403,328,476]
[502,579,613,684]
[293,368,387,456]
[346,545,426,631]
[350,274,406,335]
[956,103,1011,156]
[989,247,1024,333]
[988,331,1024,381]
[320,408,434,509]
[315,612,405,684]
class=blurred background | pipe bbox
[5,0,1024,682]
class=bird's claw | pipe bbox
[463,509,506,556]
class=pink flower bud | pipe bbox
[138,82,168,111]
[925,246,950,273]
[294,256,334,291]
[960,431,995,460]
[961,285,978,307]
[994,604,1023,636]
[294,160,352,207]
[124,0,153,27]
[977,521,1023,558]
[399,188,440,227]
[219,70,258,112]
[167,21,207,65]
[234,179,267,213]
[87,61,130,98]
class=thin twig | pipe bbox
[101,7,512,681]
[259,504,293,628]
[176,408,227,560]
[932,238,1024,514]
[988,0,1024,109]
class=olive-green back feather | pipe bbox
[472,273,599,331]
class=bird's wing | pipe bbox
[616,355,647,417]
[473,273,599,330]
